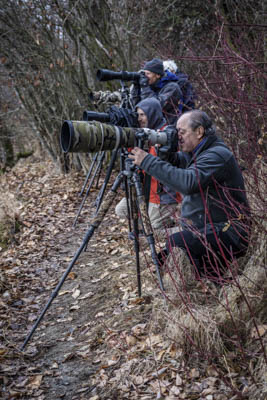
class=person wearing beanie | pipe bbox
[115,97,182,230]
[131,57,183,125]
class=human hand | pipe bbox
[139,71,149,87]
[128,147,148,166]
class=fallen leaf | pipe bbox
[100,271,109,279]
[132,323,146,336]
[67,272,77,280]
[189,368,200,379]
[176,373,183,386]
[169,385,181,395]
[58,290,71,296]
[146,334,163,347]
[126,335,137,346]
[156,349,166,361]
[72,289,80,299]
[27,375,43,389]
[79,292,94,299]
[251,324,267,339]
[95,312,104,318]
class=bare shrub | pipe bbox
[150,4,267,394]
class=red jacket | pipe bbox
[148,146,182,204]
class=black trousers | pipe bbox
[164,222,249,281]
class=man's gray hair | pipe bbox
[187,110,216,136]
[163,59,178,74]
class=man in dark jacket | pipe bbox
[129,110,251,280]
[115,97,182,229]
[131,58,183,126]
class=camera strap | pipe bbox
[114,125,123,150]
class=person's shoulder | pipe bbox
[160,80,182,94]
[211,136,231,152]
[205,137,233,161]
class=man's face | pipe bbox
[144,70,161,85]
[176,113,204,153]
[137,107,148,128]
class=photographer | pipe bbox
[129,110,251,280]
[115,97,182,230]
[131,58,183,126]
[163,59,196,113]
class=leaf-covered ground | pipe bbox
[0,157,256,400]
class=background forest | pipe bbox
[0,0,265,171]
[0,1,266,399]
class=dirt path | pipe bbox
[2,157,251,400]
[0,158,163,400]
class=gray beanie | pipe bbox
[143,58,164,76]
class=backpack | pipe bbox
[176,72,196,112]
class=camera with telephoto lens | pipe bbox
[60,120,178,155]
[82,106,138,128]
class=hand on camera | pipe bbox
[158,126,178,161]
[128,147,148,166]
[139,72,149,88]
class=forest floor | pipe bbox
[0,157,263,400]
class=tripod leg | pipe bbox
[127,184,142,297]
[132,212,142,297]
[132,171,165,292]
[95,155,103,189]
[21,172,125,351]
[79,152,99,197]
[73,152,105,227]
[95,148,119,213]
[20,226,95,351]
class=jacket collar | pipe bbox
[187,135,219,164]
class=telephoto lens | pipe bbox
[82,111,110,122]
[60,121,168,153]
[96,69,140,82]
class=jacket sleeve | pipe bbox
[130,83,141,106]
[140,150,229,195]
[167,151,189,168]
[141,82,182,111]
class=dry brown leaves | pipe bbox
[0,157,262,400]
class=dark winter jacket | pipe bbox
[140,134,250,229]
[133,71,183,125]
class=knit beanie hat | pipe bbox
[143,58,164,76]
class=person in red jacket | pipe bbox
[115,97,182,229]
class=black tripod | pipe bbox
[21,134,164,351]
[118,151,164,296]
[73,80,136,226]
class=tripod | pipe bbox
[21,136,164,351]
[73,80,136,226]
[118,151,164,295]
